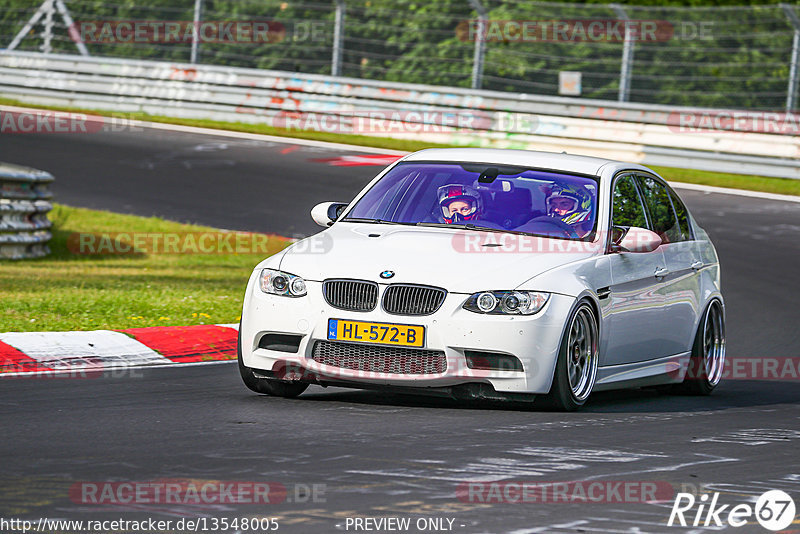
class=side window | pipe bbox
[669,189,693,241]
[612,174,648,228]
[637,175,681,243]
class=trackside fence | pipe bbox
[0,51,798,179]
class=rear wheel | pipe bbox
[238,326,308,398]
[541,301,599,411]
[678,300,725,395]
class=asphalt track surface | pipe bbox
[1,127,799,533]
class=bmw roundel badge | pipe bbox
[380,270,395,279]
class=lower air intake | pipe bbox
[311,341,446,375]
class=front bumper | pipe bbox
[240,275,575,395]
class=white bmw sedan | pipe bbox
[238,148,725,410]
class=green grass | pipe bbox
[0,204,291,332]
[651,165,800,196]
[3,96,798,196]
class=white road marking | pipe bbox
[3,103,797,203]
[692,428,800,446]
[669,181,800,203]
[0,359,236,378]
[0,104,407,155]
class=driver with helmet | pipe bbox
[437,184,483,224]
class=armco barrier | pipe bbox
[0,162,54,260]
[0,51,799,179]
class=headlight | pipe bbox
[259,268,307,297]
[463,291,549,315]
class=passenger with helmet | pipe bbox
[437,184,483,224]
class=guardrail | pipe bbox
[0,51,798,179]
[0,162,54,260]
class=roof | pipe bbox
[402,148,623,176]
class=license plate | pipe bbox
[327,319,425,348]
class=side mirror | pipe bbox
[311,202,347,227]
[610,226,662,253]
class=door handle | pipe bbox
[691,260,704,271]
[654,267,670,278]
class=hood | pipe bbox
[278,223,600,293]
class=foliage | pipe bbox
[0,0,797,109]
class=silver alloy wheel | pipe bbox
[702,301,725,386]
[566,305,599,401]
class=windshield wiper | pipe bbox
[341,217,391,224]
[344,220,568,239]
[416,222,509,233]
[414,222,475,229]
[341,218,416,226]
[415,222,548,238]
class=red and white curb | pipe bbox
[0,324,239,377]
[312,154,403,167]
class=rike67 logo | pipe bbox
[668,490,796,531]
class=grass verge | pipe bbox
[2,97,799,197]
[651,165,800,196]
[0,204,291,332]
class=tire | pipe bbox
[541,301,599,411]
[677,300,725,395]
[237,326,308,398]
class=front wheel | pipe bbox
[238,327,308,398]
[541,301,599,411]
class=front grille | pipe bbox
[311,341,446,375]
[323,279,378,312]
[382,284,447,316]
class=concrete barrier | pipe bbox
[1,51,798,179]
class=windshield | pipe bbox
[343,162,599,240]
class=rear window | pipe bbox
[669,189,694,241]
